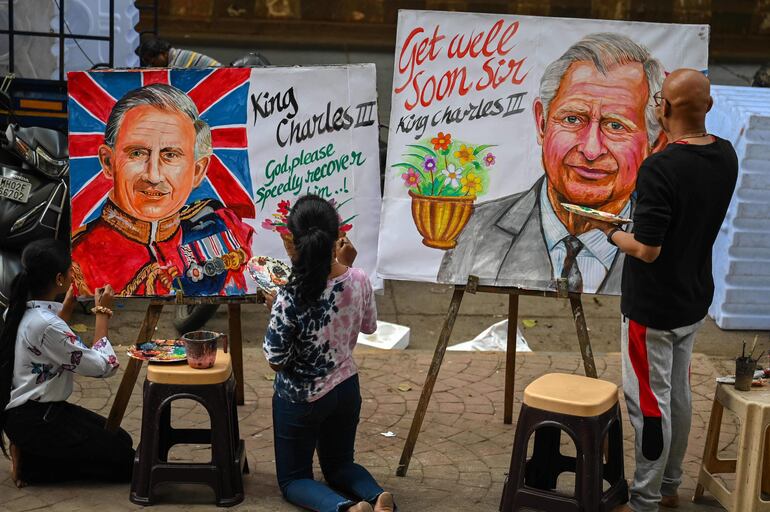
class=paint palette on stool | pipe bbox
[128,339,187,363]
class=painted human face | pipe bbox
[535,61,654,207]
[99,105,208,221]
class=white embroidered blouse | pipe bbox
[5,300,119,410]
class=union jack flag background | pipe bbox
[67,68,255,229]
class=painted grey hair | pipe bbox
[103,83,212,160]
[539,32,665,147]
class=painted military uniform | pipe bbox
[72,199,253,297]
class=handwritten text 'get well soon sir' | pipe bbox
[395,19,530,139]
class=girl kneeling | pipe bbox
[264,195,395,512]
[0,240,134,487]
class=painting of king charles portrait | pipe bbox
[377,11,709,295]
[68,69,255,297]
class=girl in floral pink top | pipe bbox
[264,195,395,512]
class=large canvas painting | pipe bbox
[68,65,381,297]
[377,11,709,295]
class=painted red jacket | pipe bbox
[72,199,254,297]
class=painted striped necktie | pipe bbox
[561,235,584,293]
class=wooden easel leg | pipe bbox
[569,294,597,378]
[228,303,245,405]
[105,302,163,433]
[504,293,519,424]
[397,286,465,477]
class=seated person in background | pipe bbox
[0,240,133,488]
[264,195,395,512]
[139,37,221,68]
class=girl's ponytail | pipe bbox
[285,196,341,306]
[0,270,31,457]
[0,239,71,457]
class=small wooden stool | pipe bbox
[500,373,628,512]
[130,351,248,507]
[694,383,770,511]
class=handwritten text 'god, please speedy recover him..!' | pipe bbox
[254,143,367,210]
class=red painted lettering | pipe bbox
[497,20,519,55]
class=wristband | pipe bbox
[607,228,622,247]
[91,305,113,317]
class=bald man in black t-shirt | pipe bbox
[595,70,738,512]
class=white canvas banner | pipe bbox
[377,10,708,295]
[246,64,382,292]
[68,64,381,297]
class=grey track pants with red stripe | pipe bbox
[621,315,704,512]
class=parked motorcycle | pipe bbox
[0,92,70,328]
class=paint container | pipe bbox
[182,331,226,369]
[735,357,756,391]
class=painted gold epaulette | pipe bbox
[180,199,212,221]
[71,224,88,242]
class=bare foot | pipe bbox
[374,492,395,512]
[348,502,373,512]
[9,444,26,488]
[660,494,679,508]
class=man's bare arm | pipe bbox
[609,230,661,263]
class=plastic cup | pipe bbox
[182,330,225,369]
[735,357,756,391]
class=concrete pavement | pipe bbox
[0,347,740,511]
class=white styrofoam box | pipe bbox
[0,0,139,80]
[714,314,770,331]
[725,274,770,287]
[719,287,770,305]
[51,0,140,78]
[708,85,770,330]
[0,0,58,79]
[719,259,770,276]
[357,321,410,350]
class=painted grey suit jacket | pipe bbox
[437,176,625,294]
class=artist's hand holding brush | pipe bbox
[336,235,357,267]
[91,284,115,346]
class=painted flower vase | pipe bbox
[409,190,475,249]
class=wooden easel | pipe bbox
[104,294,261,433]
[396,276,598,477]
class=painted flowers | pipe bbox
[393,132,496,198]
[261,200,292,235]
[262,198,355,234]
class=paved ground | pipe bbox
[0,347,746,511]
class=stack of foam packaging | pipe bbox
[0,0,139,80]
[706,85,770,330]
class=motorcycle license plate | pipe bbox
[0,176,32,203]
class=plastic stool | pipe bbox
[500,373,628,511]
[694,383,770,511]
[130,351,248,507]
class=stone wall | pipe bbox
[139,0,770,60]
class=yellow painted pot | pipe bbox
[409,191,475,249]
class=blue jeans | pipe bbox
[273,374,386,512]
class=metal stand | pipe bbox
[105,294,260,433]
[395,277,597,477]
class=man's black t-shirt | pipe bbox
[621,136,738,330]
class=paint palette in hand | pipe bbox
[247,256,291,293]
[127,339,186,362]
[561,203,632,225]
